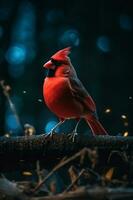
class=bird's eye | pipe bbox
[51,58,62,67]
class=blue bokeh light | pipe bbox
[45,120,58,133]
[5,114,20,132]
[119,15,133,31]
[6,45,27,65]
[10,1,36,63]
[13,2,35,42]
[96,36,110,53]
[59,29,80,47]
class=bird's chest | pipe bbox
[43,77,84,118]
[43,77,71,108]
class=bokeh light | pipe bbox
[124,122,128,127]
[5,113,20,133]
[11,1,36,63]
[119,15,133,31]
[4,133,10,138]
[38,99,43,103]
[22,90,27,94]
[123,131,128,137]
[45,120,58,133]
[105,108,111,114]
[6,45,27,65]
[96,36,110,52]
[22,171,32,176]
[59,29,80,47]
[121,115,127,119]
[12,1,35,38]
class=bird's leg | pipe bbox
[45,120,65,138]
[68,119,81,142]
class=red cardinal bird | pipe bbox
[43,47,108,137]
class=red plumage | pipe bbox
[43,47,108,135]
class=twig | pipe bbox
[68,166,79,190]
[0,80,23,132]
[32,148,87,193]
[36,161,43,184]
[86,167,102,181]
[0,175,28,200]
[63,169,85,192]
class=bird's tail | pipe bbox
[85,114,108,135]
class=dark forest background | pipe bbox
[0,0,133,136]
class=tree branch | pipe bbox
[0,134,132,162]
[31,186,133,200]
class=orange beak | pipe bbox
[43,60,55,69]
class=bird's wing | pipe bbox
[68,77,96,113]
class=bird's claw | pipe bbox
[68,131,78,142]
[44,130,55,138]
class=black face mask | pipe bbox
[51,58,62,67]
[46,59,62,77]
[46,68,56,77]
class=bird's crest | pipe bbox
[51,47,71,61]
